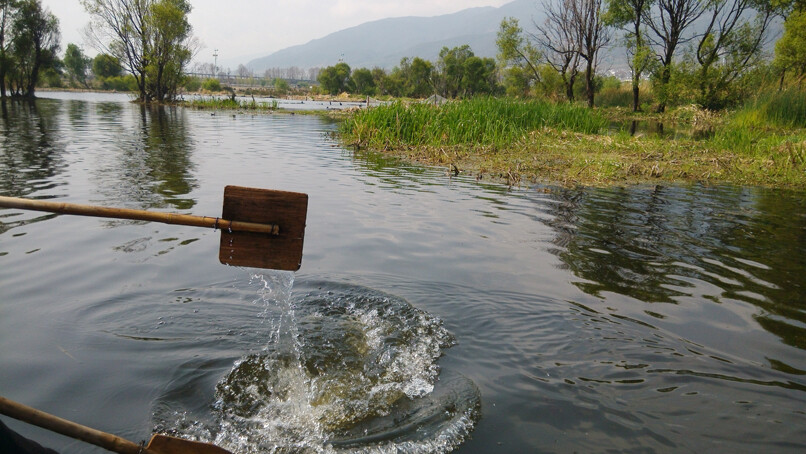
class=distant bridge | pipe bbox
[185,73,316,89]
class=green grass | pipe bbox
[340,97,609,149]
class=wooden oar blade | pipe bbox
[147,434,234,454]
[219,186,308,271]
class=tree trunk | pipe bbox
[656,65,671,113]
[585,61,594,108]
[565,72,576,103]
[632,79,640,112]
[25,49,41,97]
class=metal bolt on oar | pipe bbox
[0,396,232,454]
[0,185,308,271]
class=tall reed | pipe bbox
[712,89,806,153]
[760,89,806,128]
[340,97,608,148]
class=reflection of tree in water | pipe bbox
[0,99,66,198]
[98,104,196,210]
[139,105,196,209]
[544,184,806,354]
[66,99,89,128]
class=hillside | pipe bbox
[246,0,542,71]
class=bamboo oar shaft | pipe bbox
[0,196,279,235]
[0,396,154,454]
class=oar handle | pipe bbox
[0,196,279,235]
[0,396,154,454]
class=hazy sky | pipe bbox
[41,0,511,67]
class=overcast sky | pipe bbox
[41,0,511,67]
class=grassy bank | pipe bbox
[338,97,806,188]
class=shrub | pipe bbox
[202,78,221,92]
[184,77,202,92]
[100,75,137,91]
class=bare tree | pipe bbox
[82,0,150,100]
[642,0,706,112]
[535,0,583,102]
[236,63,251,78]
[575,0,611,107]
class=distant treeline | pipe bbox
[317,45,499,99]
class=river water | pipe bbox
[1,92,804,453]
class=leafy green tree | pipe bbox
[351,67,375,95]
[395,57,433,97]
[273,77,289,93]
[774,8,806,88]
[8,0,59,97]
[64,43,90,88]
[183,75,200,91]
[201,77,220,91]
[144,0,193,101]
[82,0,195,102]
[461,55,498,96]
[502,65,531,97]
[371,67,390,95]
[317,62,351,95]
[496,17,542,95]
[92,53,121,78]
[436,45,473,98]
[144,0,186,100]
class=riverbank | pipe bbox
[337,98,806,188]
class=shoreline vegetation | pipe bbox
[336,96,806,189]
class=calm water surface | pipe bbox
[1,92,805,453]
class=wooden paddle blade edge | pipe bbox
[219,186,308,271]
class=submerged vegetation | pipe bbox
[338,96,806,188]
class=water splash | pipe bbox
[158,280,480,453]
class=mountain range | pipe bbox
[245,0,781,77]
[246,0,545,72]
